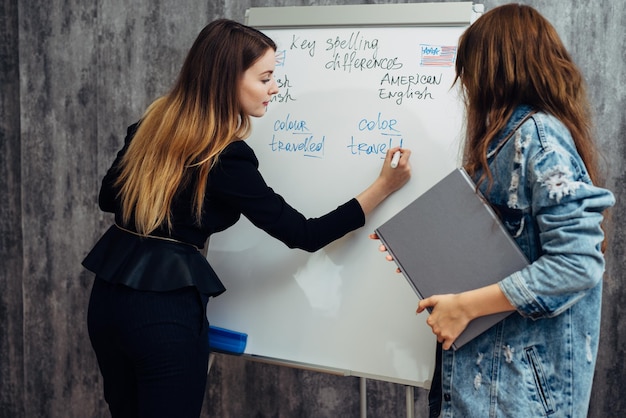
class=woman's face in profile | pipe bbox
[238,49,279,118]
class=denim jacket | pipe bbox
[438,105,615,417]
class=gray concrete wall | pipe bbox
[1,0,624,416]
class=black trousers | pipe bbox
[88,278,210,418]
[428,342,443,418]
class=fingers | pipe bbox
[388,148,411,170]
[386,146,402,159]
[416,297,433,314]
[368,233,389,253]
[387,147,412,161]
[418,295,463,350]
[381,148,412,191]
[425,314,451,348]
[435,331,456,350]
[370,232,399,272]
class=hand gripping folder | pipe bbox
[375,168,529,350]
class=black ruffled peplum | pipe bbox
[82,225,226,297]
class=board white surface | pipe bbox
[206,3,474,387]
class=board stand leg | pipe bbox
[406,385,414,418]
[360,377,415,418]
[207,353,216,375]
[360,377,367,418]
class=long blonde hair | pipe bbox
[115,20,276,235]
[455,4,601,187]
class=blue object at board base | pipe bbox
[209,325,247,355]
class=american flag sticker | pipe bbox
[419,45,457,67]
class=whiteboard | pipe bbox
[206,3,474,387]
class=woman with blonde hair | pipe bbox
[376,4,613,417]
[83,19,410,417]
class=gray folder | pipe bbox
[375,168,528,350]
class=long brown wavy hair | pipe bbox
[455,4,601,187]
[115,19,276,235]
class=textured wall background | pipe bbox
[1,0,624,417]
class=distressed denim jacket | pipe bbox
[438,105,615,417]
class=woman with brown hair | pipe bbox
[83,19,411,417]
[376,4,613,417]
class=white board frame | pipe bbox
[245,2,475,28]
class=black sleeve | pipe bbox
[209,140,365,252]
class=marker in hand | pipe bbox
[390,150,402,168]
